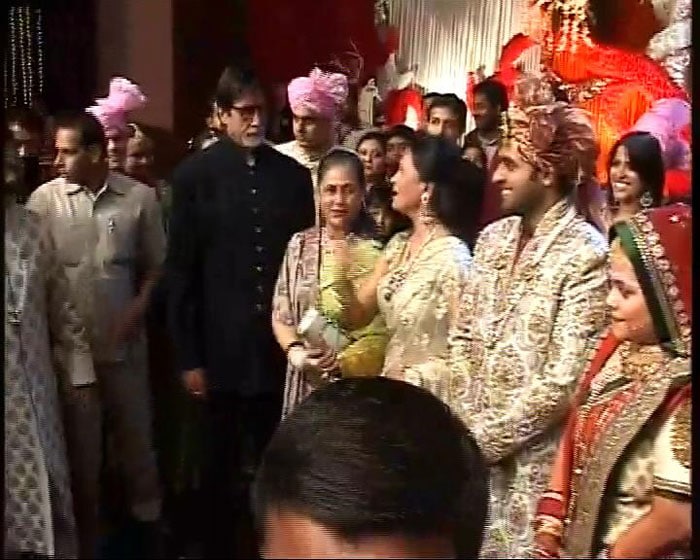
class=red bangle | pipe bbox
[537,496,566,520]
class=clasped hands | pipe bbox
[288,342,340,386]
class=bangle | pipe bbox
[285,340,304,355]
[537,495,566,520]
[534,515,564,534]
[532,546,559,559]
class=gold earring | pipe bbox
[419,191,435,225]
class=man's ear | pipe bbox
[540,166,556,189]
[87,144,103,164]
[217,107,231,122]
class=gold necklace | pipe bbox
[398,226,439,268]
[382,227,439,303]
[620,342,665,380]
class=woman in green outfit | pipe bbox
[272,148,388,417]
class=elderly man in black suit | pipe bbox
[166,65,315,558]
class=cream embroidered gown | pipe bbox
[378,231,471,403]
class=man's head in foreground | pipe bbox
[253,377,489,559]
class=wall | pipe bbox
[41,1,97,112]
[95,0,174,131]
[95,0,249,173]
[171,0,247,144]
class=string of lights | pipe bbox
[3,6,45,108]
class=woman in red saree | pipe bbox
[533,204,691,559]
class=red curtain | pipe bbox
[246,0,387,88]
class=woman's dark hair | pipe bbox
[607,131,665,208]
[317,148,377,237]
[356,130,386,153]
[410,134,486,242]
[215,65,262,111]
[253,377,489,559]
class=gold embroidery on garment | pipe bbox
[670,399,691,469]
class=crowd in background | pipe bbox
[4,55,692,560]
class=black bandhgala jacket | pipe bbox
[166,137,314,395]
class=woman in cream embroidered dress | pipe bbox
[338,135,485,402]
[272,149,387,416]
[533,205,692,559]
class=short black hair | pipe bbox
[317,148,377,237]
[472,79,509,112]
[462,142,488,170]
[411,134,487,241]
[356,130,386,152]
[215,65,263,111]
[53,111,107,156]
[385,124,416,144]
[6,106,45,135]
[428,94,467,134]
[365,185,411,241]
[253,377,489,558]
[607,131,665,208]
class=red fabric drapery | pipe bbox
[490,33,687,183]
[550,44,686,180]
[246,0,387,88]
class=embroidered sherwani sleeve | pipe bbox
[653,393,691,499]
[468,249,608,464]
[447,235,485,403]
[39,220,96,387]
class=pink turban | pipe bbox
[86,77,147,133]
[630,98,690,170]
[287,68,349,120]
